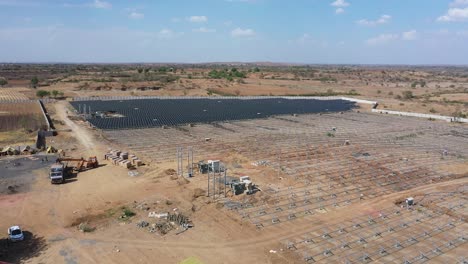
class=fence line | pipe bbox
[372,109,468,123]
[72,95,375,102]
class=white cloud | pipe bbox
[357,15,391,26]
[64,0,111,9]
[231,27,255,37]
[193,27,216,33]
[188,16,208,23]
[402,30,418,40]
[366,30,419,45]
[366,33,399,45]
[90,0,111,9]
[331,0,349,7]
[331,0,349,14]
[450,0,468,7]
[128,12,144,19]
[437,7,468,22]
[158,29,183,39]
[297,33,313,44]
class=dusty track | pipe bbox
[55,101,97,153]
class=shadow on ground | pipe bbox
[0,231,47,263]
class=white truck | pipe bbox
[49,163,66,184]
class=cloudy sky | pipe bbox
[0,0,467,64]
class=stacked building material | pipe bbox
[104,149,143,169]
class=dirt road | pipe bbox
[55,101,97,154]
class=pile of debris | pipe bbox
[104,149,143,169]
[0,145,38,156]
[136,220,149,228]
[251,160,270,166]
[146,212,193,235]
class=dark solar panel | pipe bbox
[70,98,356,130]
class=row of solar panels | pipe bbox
[70,98,356,130]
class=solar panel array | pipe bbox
[70,98,356,130]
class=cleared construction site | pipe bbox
[75,97,468,263]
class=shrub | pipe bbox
[78,222,95,232]
[31,76,39,88]
[0,77,7,86]
[36,90,50,98]
[402,91,414,100]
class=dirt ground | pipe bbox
[0,64,467,263]
[0,98,466,263]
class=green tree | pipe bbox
[137,68,143,74]
[31,76,39,88]
[51,90,59,98]
[36,90,50,98]
[0,77,7,86]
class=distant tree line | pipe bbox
[208,68,247,81]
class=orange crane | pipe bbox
[56,156,99,172]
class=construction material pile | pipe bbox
[0,145,38,156]
[104,149,143,169]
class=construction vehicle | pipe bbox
[56,156,99,172]
[49,162,68,184]
[49,156,98,184]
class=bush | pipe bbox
[36,90,50,98]
[429,108,436,113]
[402,91,414,100]
[78,222,95,232]
[0,77,7,86]
[122,207,135,217]
[31,76,39,88]
[208,69,247,80]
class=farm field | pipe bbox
[0,102,47,132]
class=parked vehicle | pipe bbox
[8,226,24,242]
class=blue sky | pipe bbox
[0,0,467,64]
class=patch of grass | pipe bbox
[78,222,95,233]
[395,133,418,140]
[122,207,136,217]
[105,208,118,217]
[326,132,335,137]
[206,88,236,96]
